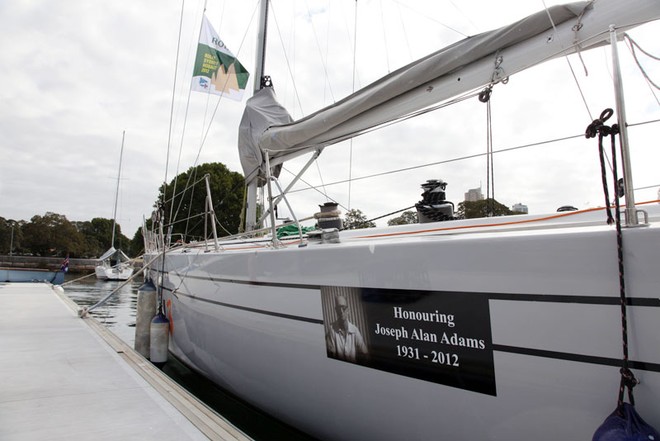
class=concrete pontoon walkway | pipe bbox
[0,283,251,441]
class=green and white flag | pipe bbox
[192,15,249,101]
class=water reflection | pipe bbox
[62,273,316,441]
[64,274,141,346]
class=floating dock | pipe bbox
[0,282,251,441]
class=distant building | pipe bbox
[464,187,484,202]
[512,203,528,214]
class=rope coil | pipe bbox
[586,109,618,224]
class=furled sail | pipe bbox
[238,0,660,183]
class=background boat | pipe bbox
[95,247,134,281]
[0,267,64,284]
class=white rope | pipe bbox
[625,33,660,93]
[60,271,97,286]
[485,98,495,214]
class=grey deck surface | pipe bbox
[0,283,249,441]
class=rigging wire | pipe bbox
[281,165,349,212]
[314,160,329,202]
[389,0,469,38]
[269,1,305,115]
[362,205,416,226]
[540,0,620,179]
[162,171,239,238]
[156,0,188,313]
[348,0,358,210]
[167,2,258,236]
[171,0,209,235]
[541,0,594,121]
[164,0,187,209]
[284,117,660,198]
[303,0,336,102]
[625,33,660,106]
[394,1,413,61]
[379,1,390,73]
[634,183,660,191]
[323,1,331,107]
[180,3,233,235]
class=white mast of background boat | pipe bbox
[110,131,125,248]
[95,131,134,281]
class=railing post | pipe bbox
[264,150,282,247]
[204,174,220,251]
[609,26,639,226]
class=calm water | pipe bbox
[63,273,316,441]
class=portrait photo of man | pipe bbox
[324,293,369,364]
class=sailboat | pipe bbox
[144,1,660,439]
[96,131,134,281]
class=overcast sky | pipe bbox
[1,0,659,239]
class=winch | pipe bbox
[415,179,455,223]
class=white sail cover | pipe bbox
[239,87,293,183]
[98,247,131,263]
[238,0,660,183]
[98,247,118,262]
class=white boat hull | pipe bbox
[147,206,660,440]
[95,263,133,281]
[94,265,109,280]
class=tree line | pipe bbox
[0,213,142,258]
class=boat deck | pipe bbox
[0,282,251,441]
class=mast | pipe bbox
[245,0,269,232]
[609,26,638,226]
[253,0,269,92]
[111,131,126,248]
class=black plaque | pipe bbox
[322,287,496,396]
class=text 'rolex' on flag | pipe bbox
[192,15,249,101]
